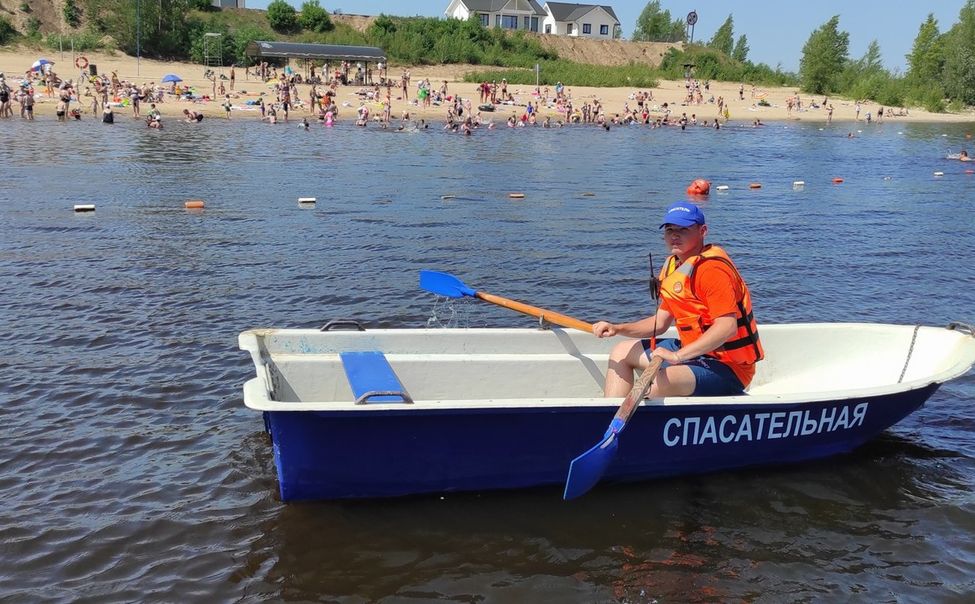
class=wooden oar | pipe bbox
[419,270,593,333]
[420,269,660,498]
[563,356,664,500]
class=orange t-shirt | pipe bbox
[661,260,756,388]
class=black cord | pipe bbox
[647,251,660,301]
[648,252,661,350]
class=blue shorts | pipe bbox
[641,338,745,397]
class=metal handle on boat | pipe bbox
[947,322,975,337]
[354,390,414,405]
[320,319,367,331]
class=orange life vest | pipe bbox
[659,244,764,365]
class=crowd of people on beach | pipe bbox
[0,62,183,127]
[0,61,932,143]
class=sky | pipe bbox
[245,1,968,73]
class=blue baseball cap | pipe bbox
[659,202,705,228]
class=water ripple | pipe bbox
[0,119,973,601]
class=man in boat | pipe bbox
[593,202,764,397]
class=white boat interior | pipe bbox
[239,323,975,411]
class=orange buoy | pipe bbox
[748,183,762,189]
[686,178,710,195]
[832,177,844,184]
[185,200,205,209]
[508,192,525,199]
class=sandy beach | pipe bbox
[2,46,973,125]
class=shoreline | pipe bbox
[2,47,974,125]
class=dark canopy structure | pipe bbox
[245,41,387,63]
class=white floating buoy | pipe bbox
[74,204,95,212]
[441,195,456,200]
[716,185,729,191]
[934,171,944,177]
[793,180,805,188]
[298,197,316,204]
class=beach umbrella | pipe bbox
[161,74,182,83]
[31,59,53,71]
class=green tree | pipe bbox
[63,0,81,27]
[80,0,202,58]
[906,13,945,86]
[708,14,734,56]
[232,24,273,64]
[799,15,849,94]
[25,15,40,37]
[632,1,685,42]
[266,0,299,33]
[0,15,16,44]
[732,34,749,62]
[368,13,397,39]
[858,39,884,74]
[942,0,975,104]
[299,0,333,33]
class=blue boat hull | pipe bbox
[262,384,940,501]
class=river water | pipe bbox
[1,116,974,602]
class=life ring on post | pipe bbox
[75,56,89,70]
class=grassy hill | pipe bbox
[0,0,63,37]
[0,4,796,90]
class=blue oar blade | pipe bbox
[563,432,619,500]
[419,270,477,298]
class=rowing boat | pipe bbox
[238,321,975,501]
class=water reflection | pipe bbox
[231,430,975,601]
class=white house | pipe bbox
[444,0,546,33]
[211,0,245,7]
[541,2,619,38]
